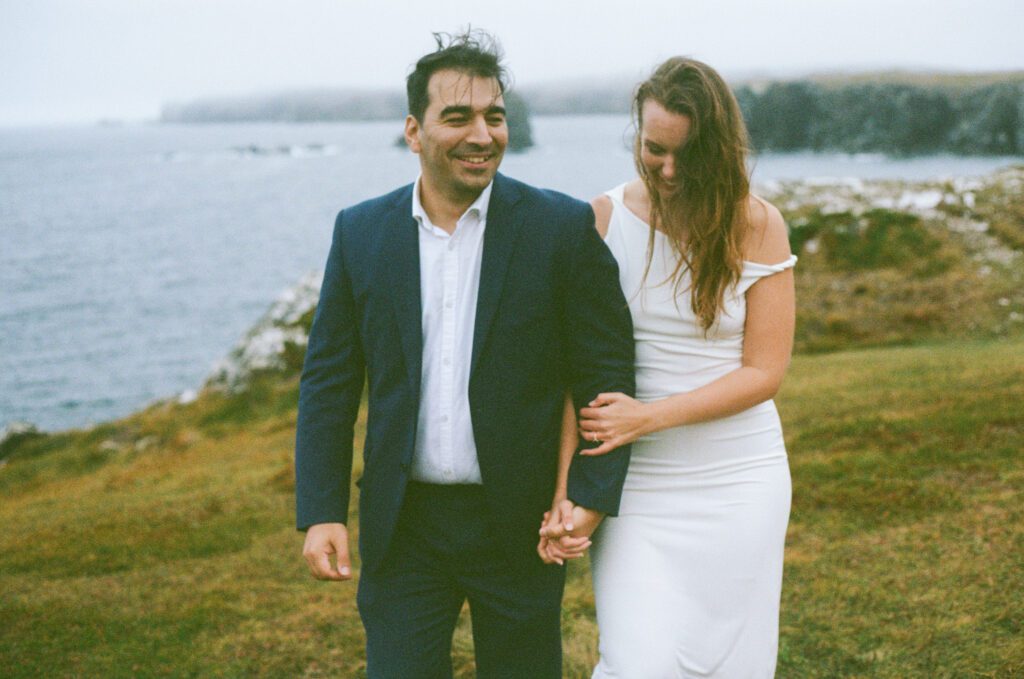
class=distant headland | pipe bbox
[161,71,1024,157]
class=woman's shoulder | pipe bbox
[591,180,641,239]
[742,194,792,265]
[590,194,613,238]
[621,179,648,214]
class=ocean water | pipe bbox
[0,116,1017,431]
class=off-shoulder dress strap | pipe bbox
[737,254,798,294]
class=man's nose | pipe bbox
[465,116,493,145]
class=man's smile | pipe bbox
[454,151,496,167]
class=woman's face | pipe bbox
[638,99,692,196]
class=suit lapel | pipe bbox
[471,174,524,374]
[382,187,423,396]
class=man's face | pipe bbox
[405,69,508,203]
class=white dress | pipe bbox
[590,185,795,679]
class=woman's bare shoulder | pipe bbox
[621,179,652,225]
[621,179,647,208]
[591,194,613,239]
[743,194,792,264]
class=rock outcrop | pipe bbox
[204,270,322,392]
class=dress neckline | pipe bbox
[607,182,798,271]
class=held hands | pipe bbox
[302,522,353,581]
[578,392,654,456]
[536,501,605,566]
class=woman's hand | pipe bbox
[536,507,591,566]
[578,392,655,456]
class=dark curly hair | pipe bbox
[406,29,507,122]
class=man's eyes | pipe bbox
[441,113,505,125]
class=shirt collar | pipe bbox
[411,175,493,229]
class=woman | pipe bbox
[540,57,796,677]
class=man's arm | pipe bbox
[561,206,636,516]
[295,211,366,577]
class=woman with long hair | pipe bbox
[541,58,796,677]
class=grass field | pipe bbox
[1,337,1022,677]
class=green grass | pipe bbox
[2,338,1023,677]
[775,340,1024,677]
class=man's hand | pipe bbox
[536,501,590,566]
[536,503,605,566]
[302,522,352,581]
[541,504,604,540]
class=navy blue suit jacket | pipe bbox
[295,173,635,574]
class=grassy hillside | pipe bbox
[768,166,1024,352]
[2,337,1022,677]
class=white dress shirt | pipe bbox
[410,177,492,484]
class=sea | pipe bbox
[1,115,1018,432]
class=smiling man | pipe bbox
[295,30,634,678]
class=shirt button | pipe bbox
[443,358,451,366]
[440,415,449,423]
[445,300,454,309]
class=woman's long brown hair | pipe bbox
[634,57,752,332]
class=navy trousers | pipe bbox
[357,482,566,679]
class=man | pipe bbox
[295,30,634,678]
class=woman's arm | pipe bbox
[553,391,576,503]
[579,198,795,455]
[537,392,592,564]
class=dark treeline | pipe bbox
[735,81,1024,156]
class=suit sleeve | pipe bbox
[294,210,366,530]
[562,206,636,516]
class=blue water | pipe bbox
[0,116,1018,431]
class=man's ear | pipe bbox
[404,115,421,153]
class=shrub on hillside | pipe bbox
[789,208,957,276]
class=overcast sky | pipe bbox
[2,0,1021,125]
